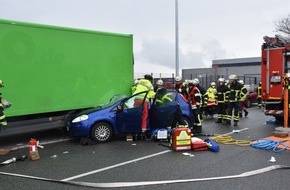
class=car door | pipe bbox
[116,91,148,133]
[149,91,179,130]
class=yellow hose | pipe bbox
[210,135,252,146]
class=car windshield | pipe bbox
[97,94,127,108]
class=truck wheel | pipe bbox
[91,122,113,142]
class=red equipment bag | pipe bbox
[191,137,209,151]
[172,127,192,151]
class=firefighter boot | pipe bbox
[244,110,249,117]
[233,121,238,126]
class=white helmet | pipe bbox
[210,82,216,87]
[228,74,238,80]
[156,79,164,86]
[188,79,198,85]
[238,80,244,85]
[193,78,200,84]
[217,78,225,83]
[175,76,182,82]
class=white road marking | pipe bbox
[0,165,289,188]
[61,149,171,181]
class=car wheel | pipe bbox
[182,116,192,127]
[91,122,113,142]
[173,116,192,128]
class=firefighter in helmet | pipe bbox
[133,74,155,132]
[193,78,206,119]
[223,74,243,126]
[0,80,9,131]
[215,78,229,123]
[188,79,202,133]
[204,82,217,117]
[154,79,164,92]
[174,76,188,99]
[238,80,249,117]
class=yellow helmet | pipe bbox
[0,80,4,87]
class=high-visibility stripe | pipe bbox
[0,115,5,120]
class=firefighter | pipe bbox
[154,79,164,92]
[257,81,262,108]
[215,78,229,123]
[204,82,217,117]
[193,78,206,119]
[155,88,187,128]
[133,74,155,132]
[0,80,8,131]
[174,76,188,99]
[188,80,202,134]
[223,74,243,126]
[238,80,249,117]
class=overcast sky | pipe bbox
[1,0,290,77]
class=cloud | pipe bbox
[135,37,233,73]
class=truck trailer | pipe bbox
[0,19,134,134]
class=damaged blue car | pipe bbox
[67,90,193,142]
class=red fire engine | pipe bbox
[261,35,290,122]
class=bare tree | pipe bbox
[274,14,290,37]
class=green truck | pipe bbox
[0,19,134,134]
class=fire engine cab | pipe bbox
[261,35,290,122]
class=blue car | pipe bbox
[68,90,193,142]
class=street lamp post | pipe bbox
[175,0,179,77]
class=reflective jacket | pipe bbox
[188,85,202,109]
[204,86,217,104]
[240,84,248,102]
[134,79,155,101]
[258,84,262,98]
[227,81,243,102]
[155,89,173,105]
[175,83,188,99]
[216,84,230,103]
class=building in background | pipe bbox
[182,57,261,88]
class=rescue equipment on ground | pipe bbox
[209,135,251,146]
[0,157,16,165]
[251,139,288,153]
[204,138,219,152]
[151,128,172,141]
[172,127,192,151]
[190,137,208,151]
[29,138,40,160]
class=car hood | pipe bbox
[76,96,127,116]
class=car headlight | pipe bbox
[72,115,89,123]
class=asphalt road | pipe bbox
[0,107,290,190]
